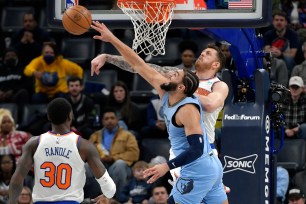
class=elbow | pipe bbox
[194,148,203,158]
[203,104,216,113]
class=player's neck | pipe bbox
[51,125,71,135]
[168,93,186,106]
[196,71,216,80]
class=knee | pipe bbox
[298,123,306,138]
[109,160,129,174]
[112,159,127,168]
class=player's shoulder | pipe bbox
[213,80,228,91]
[78,136,96,152]
[22,136,40,153]
[179,102,200,113]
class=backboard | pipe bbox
[47,0,271,29]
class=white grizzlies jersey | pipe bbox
[32,132,86,203]
[195,76,223,143]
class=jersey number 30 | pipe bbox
[40,162,72,190]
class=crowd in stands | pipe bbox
[1,0,306,203]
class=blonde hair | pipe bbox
[0,108,15,132]
[18,186,33,204]
[132,160,149,171]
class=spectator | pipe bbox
[108,81,143,133]
[139,95,168,142]
[66,76,96,139]
[263,11,299,75]
[0,154,16,203]
[281,76,306,139]
[217,41,237,75]
[176,40,198,71]
[0,48,31,107]
[24,42,83,103]
[89,107,139,199]
[288,187,305,204]
[117,161,152,204]
[0,110,31,161]
[276,166,289,203]
[291,41,306,90]
[17,186,32,204]
[11,11,51,67]
[264,56,289,87]
[148,185,169,204]
[281,0,306,31]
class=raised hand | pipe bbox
[91,21,116,43]
[91,54,107,76]
[143,163,169,184]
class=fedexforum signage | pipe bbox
[224,114,261,120]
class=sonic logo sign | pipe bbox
[223,154,258,174]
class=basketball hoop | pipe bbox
[117,0,176,56]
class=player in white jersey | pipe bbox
[90,21,228,204]
[9,98,116,204]
[91,44,229,187]
[90,45,228,150]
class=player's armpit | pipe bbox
[176,103,203,135]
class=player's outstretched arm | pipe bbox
[81,138,116,199]
[91,53,180,77]
[9,137,38,204]
[91,21,169,98]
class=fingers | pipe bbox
[91,61,98,76]
[147,173,160,184]
[143,167,155,178]
[91,195,104,202]
[224,186,231,193]
[143,167,161,184]
[91,21,105,34]
[91,64,95,76]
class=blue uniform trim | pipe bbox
[35,201,79,204]
[167,134,204,170]
[210,143,215,149]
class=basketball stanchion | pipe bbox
[117,0,176,56]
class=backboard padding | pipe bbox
[47,0,271,29]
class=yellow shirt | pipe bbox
[24,55,83,97]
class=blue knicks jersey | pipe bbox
[161,93,211,162]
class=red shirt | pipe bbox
[4,130,31,161]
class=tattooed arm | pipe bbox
[92,53,180,76]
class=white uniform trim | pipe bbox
[32,132,86,203]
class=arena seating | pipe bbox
[275,139,306,175]
[1,6,34,33]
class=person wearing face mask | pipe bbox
[24,42,83,103]
[0,48,30,106]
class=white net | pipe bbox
[118,0,175,56]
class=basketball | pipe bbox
[62,5,92,35]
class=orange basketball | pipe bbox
[62,5,92,35]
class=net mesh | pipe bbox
[118,0,175,56]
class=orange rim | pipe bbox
[117,0,175,23]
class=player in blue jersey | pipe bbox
[91,21,228,204]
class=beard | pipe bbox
[160,82,178,91]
